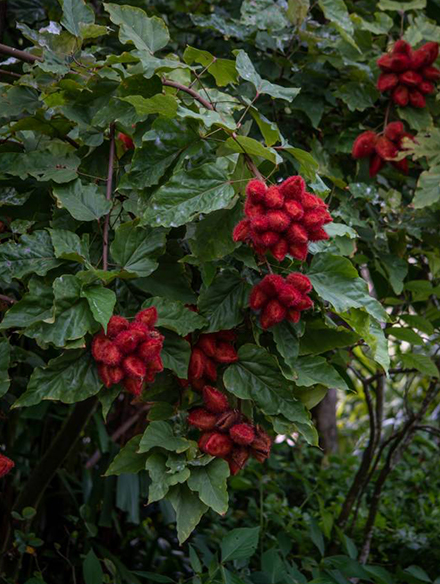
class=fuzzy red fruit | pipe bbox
[376,136,398,160]
[216,330,237,342]
[114,328,144,354]
[92,334,122,366]
[307,227,329,242]
[378,53,410,72]
[352,131,377,159]
[259,231,280,247]
[286,308,301,323]
[214,342,238,363]
[410,48,430,70]
[250,216,269,233]
[244,198,265,218]
[278,283,302,307]
[419,81,435,94]
[384,121,404,142]
[216,410,242,431]
[123,377,144,396]
[286,223,309,244]
[138,336,163,362]
[197,334,217,358]
[259,274,285,296]
[279,175,306,200]
[284,199,304,220]
[0,454,15,478]
[392,84,409,107]
[400,70,423,87]
[233,219,251,242]
[369,154,385,177]
[198,431,214,452]
[397,132,416,150]
[260,299,286,329]
[136,307,158,328]
[286,272,312,293]
[188,408,217,430]
[98,363,117,388]
[189,348,207,380]
[422,42,439,65]
[295,295,314,311]
[118,132,134,149]
[409,89,426,108]
[264,186,284,208]
[377,54,393,71]
[148,355,163,373]
[251,426,272,462]
[204,356,217,381]
[229,446,250,475]
[230,423,255,445]
[393,40,411,55]
[190,377,207,392]
[391,159,409,174]
[377,73,398,92]
[203,385,229,413]
[130,321,151,339]
[301,192,326,210]
[302,209,331,230]
[422,66,440,81]
[249,285,268,310]
[123,355,147,378]
[246,179,267,202]
[266,210,291,232]
[107,315,129,339]
[228,459,242,476]
[271,239,289,262]
[288,242,309,261]
[202,432,233,457]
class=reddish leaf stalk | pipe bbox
[102,123,116,271]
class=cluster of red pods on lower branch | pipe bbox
[250,273,313,329]
[352,121,415,177]
[0,453,14,478]
[91,308,164,396]
[377,40,440,108]
[233,176,332,262]
[188,386,272,475]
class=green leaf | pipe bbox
[49,229,89,264]
[0,280,53,329]
[161,330,191,378]
[104,3,169,54]
[404,566,431,583]
[141,297,207,336]
[272,321,299,367]
[0,338,11,398]
[187,458,229,515]
[146,452,190,503]
[167,484,208,544]
[221,527,260,562]
[0,150,80,183]
[342,309,390,372]
[223,344,316,443]
[198,270,251,333]
[294,356,350,390]
[183,46,238,86]
[82,286,116,331]
[378,0,426,11]
[120,95,178,118]
[413,167,440,209]
[334,83,379,112]
[60,0,95,37]
[380,255,408,295]
[319,0,353,35]
[105,436,148,476]
[250,108,280,147]
[143,159,236,228]
[111,221,167,278]
[189,206,241,262]
[83,549,103,584]
[387,327,424,345]
[401,353,439,378]
[398,106,432,131]
[400,315,434,336]
[287,0,310,26]
[224,136,280,164]
[53,179,111,221]
[147,402,175,421]
[138,421,191,454]
[300,322,360,355]
[12,351,101,408]
[0,231,62,283]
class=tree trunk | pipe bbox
[314,388,338,454]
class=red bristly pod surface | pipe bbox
[0,453,15,478]
[233,175,332,263]
[91,308,164,396]
[118,132,134,150]
[249,273,313,329]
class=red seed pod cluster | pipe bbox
[186,330,238,391]
[249,272,313,329]
[91,308,164,397]
[233,177,332,263]
[0,453,14,478]
[188,385,272,475]
[118,132,135,150]
[377,40,439,108]
[352,122,415,177]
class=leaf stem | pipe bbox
[102,123,116,272]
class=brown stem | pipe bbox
[162,78,214,111]
[0,42,42,63]
[0,68,20,78]
[102,123,116,271]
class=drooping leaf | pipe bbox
[60,0,95,37]
[52,179,111,221]
[105,436,148,476]
[141,297,207,336]
[167,484,208,544]
[221,527,260,562]
[138,421,192,454]
[0,339,11,398]
[0,279,54,329]
[82,286,116,331]
[187,458,229,515]
[161,330,191,378]
[146,452,190,503]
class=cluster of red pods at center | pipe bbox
[188,385,272,475]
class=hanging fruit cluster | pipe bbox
[352,121,415,176]
[188,386,272,475]
[91,308,164,396]
[233,177,332,262]
[0,453,14,478]
[377,40,440,108]
[250,273,313,329]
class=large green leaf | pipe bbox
[300,321,360,355]
[120,95,178,118]
[401,353,439,378]
[0,279,54,329]
[187,458,229,515]
[167,484,208,544]
[141,297,207,336]
[0,150,80,183]
[188,206,241,262]
[294,356,349,390]
[60,0,95,37]
[142,159,236,228]
[82,286,116,331]
[221,527,260,562]
[138,421,192,454]
[342,310,390,372]
[161,330,191,378]
[52,179,111,221]
[0,338,11,398]
[12,351,101,408]
[224,136,281,164]
[105,436,149,476]
[413,167,440,209]
[146,452,190,503]
[183,46,238,86]
[49,229,90,264]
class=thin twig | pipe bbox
[162,78,214,111]
[0,68,20,78]
[102,123,115,272]
[0,42,42,63]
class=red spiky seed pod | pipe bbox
[197,334,217,357]
[246,179,267,202]
[188,408,217,431]
[190,377,207,392]
[123,377,144,396]
[409,89,426,108]
[148,355,164,373]
[259,274,285,296]
[390,53,411,71]
[391,158,409,174]
[249,284,268,310]
[397,132,416,150]
[278,283,302,307]
[301,192,326,210]
[302,209,331,230]
[400,70,423,86]
[216,410,242,431]
[92,333,123,366]
[286,308,301,323]
[422,41,439,65]
[410,48,430,70]
[266,210,291,232]
[233,219,251,242]
[279,175,306,200]
[288,242,309,261]
[244,198,264,218]
[377,54,393,71]
[384,121,404,142]
[422,66,440,81]
[271,239,289,262]
[201,432,233,457]
[307,227,329,242]
[393,40,411,55]
[286,272,312,293]
[0,454,15,478]
[198,431,214,452]
[251,426,272,462]
[123,355,147,378]
[260,299,286,329]
[204,356,218,381]
[130,321,151,339]
[137,335,164,362]
[114,328,145,354]
[369,154,385,177]
[98,363,121,389]
[375,136,398,160]
[258,231,280,247]
[228,447,250,475]
[295,294,314,311]
[107,315,129,339]
[250,216,270,233]
[214,342,238,364]
[352,131,377,159]
[377,73,398,92]
[136,307,158,328]
[264,185,284,208]
[230,423,255,445]
[284,199,304,220]
[216,330,237,342]
[118,132,134,150]
[419,81,435,94]
[286,223,309,244]
[203,385,230,413]
[392,85,409,107]
[189,348,207,380]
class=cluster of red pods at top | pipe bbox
[377,40,440,108]
[233,176,332,263]
[188,385,272,475]
[0,453,14,478]
[352,121,415,177]
[91,308,164,397]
